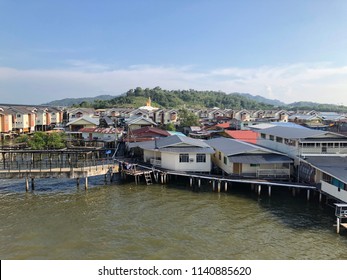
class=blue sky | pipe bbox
[1,0,347,105]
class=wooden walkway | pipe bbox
[0,148,119,190]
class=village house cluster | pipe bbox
[1,100,347,203]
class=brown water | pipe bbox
[0,177,347,260]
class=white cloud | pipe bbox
[0,63,347,105]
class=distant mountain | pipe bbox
[234,93,286,107]
[42,95,115,106]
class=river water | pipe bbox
[0,176,347,260]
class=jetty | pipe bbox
[0,149,118,190]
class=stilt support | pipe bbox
[31,178,35,190]
[212,180,215,192]
[268,186,271,197]
[25,177,29,192]
[217,181,221,193]
[307,189,310,201]
[224,181,228,192]
[257,185,261,196]
[85,177,88,190]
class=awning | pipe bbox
[228,154,293,164]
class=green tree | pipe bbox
[178,109,200,127]
[28,132,66,149]
[165,123,176,131]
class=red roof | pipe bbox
[130,127,170,137]
[224,130,258,144]
[216,122,230,129]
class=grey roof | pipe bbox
[304,156,347,184]
[258,126,327,139]
[205,137,286,157]
[66,116,99,126]
[228,154,293,164]
[129,135,215,154]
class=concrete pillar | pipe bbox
[212,180,215,192]
[25,177,29,192]
[198,179,201,189]
[224,181,228,192]
[258,185,261,196]
[217,181,221,193]
[77,178,80,187]
[85,177,88,190]
[190,177,193,187]
[268,186,271,197]
[319,192,322,203]
[307,189,310,201]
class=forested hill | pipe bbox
[67,87,275,110]
[44,87,347,112]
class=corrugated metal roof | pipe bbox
[258,126,324,139]
[303,156,347,184]
[228,154,293,164]
[206,137,260,155]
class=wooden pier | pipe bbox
[118,160,316,200]
[0,149,118,190]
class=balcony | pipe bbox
[256,168,291,179]
[150,158,161,166]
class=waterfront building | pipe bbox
[128,134,214,172]
[206,137,293,179]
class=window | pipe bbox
[196,154,206,163]
[261,133,266,139]
[269,135,274,141]
[276,137,283,143]
[17,114,21,118]
[179,153,189,163]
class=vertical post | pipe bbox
[25,177,29,192]
[190,177,193,187]
[319,192,322,203]
[85,177,88,190]
[307,189,310,201]
[31,178,35,190]
[77,178,80,187]
[268,186,271,197]
[292,188,296,197]
[258,185,261,196]
[337,217,340,234]
[198,179,201,189]
[212,180,215,192]
[217,181,221,193]
[224,181,228,192]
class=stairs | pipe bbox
[144,172,153,185]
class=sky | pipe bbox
[1,0,347,105]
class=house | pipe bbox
[123,126,170,142]
[125,115,157,131]
[129,135,214,172]
[153,109,178,125]
[64,108,96,123]
[206,137,293,179]
[0,107,13,134]
[255,126,347,159]
[66,116,99,131]
[79,127,123,142]
[9,106,36,133]
[254,125,347,202]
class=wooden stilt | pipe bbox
[307,189,310,201]
[217,181,221,193]
[190,177,193,187]
[258,185,261,196]
[85,177,88,190]
[224,181,228,192]
[268,186,271,197]
[31,178,35,190]
[198,179,201,189]
[77,178,80,187]
[319,192,322,203]
[212,180,215,192]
